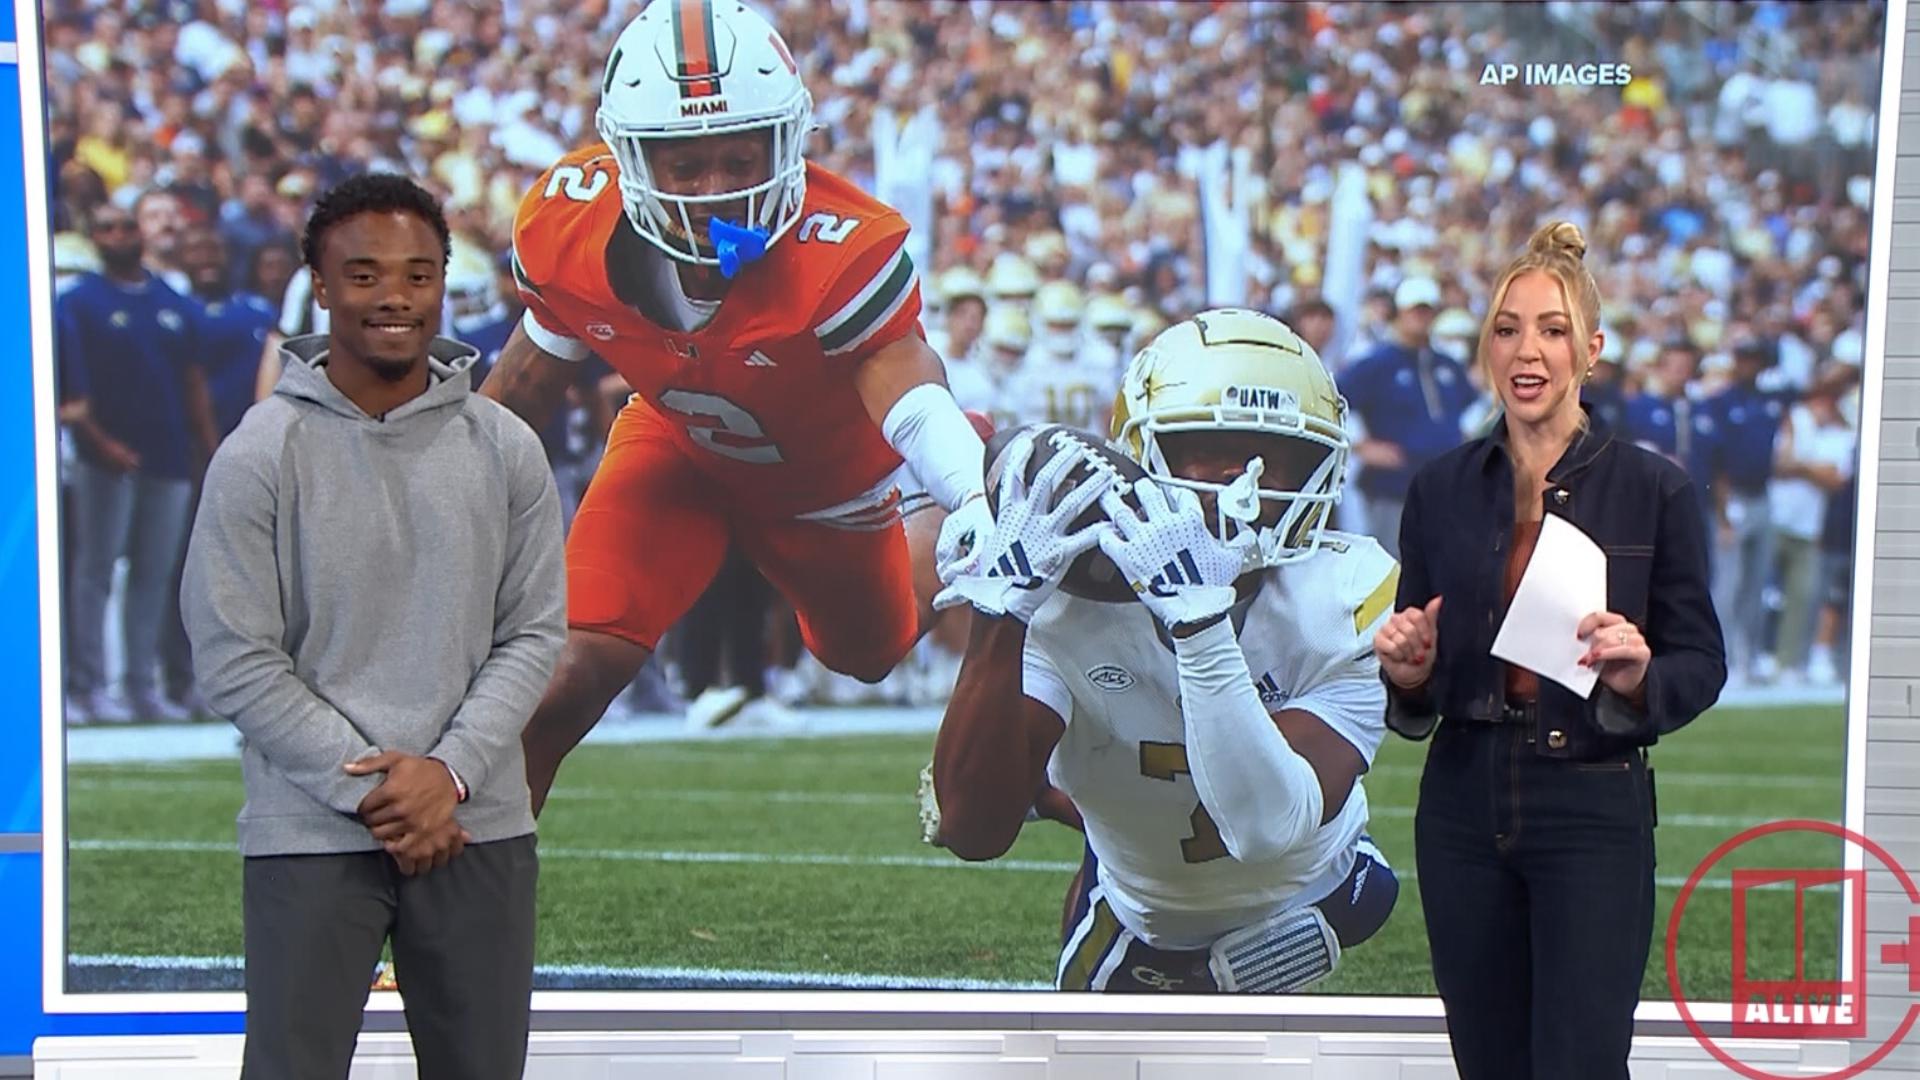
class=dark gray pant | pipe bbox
[241,835,538,1080]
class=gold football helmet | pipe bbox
[983,304,1032,355]
[1111,308,1350,568]
[937,266,986,308]
[1032,280,1085,358]
[985,254,1042,306]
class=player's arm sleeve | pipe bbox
[510,244,592,362]
[180,436,383,816]
[880,377,988,511]
[1173,619,1324,864]
[813,224,922,360]
[838,225,982,510]
[428,419,568,793]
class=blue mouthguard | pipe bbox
[709,218,770,279]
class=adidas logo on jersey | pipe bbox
[746,351,777,367]
[1255,673,1288,705]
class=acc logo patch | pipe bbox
[1086,664,1136,692]
[586,322,617,342]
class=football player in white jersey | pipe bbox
[1083,293,1136,373]
[1004,281,1116,433]
[929,308,1401,993]
[932,267,998,421]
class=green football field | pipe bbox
[62,702,1846,1000]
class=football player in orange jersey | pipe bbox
[481,0,993,813]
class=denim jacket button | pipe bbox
[1547,729,1567,750]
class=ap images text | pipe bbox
[1480,62,1634,87]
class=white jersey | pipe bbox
[1003,347,1119,433]
[1022,531,1396,948]
[942,352,1000,420]
[965,357,1025,437]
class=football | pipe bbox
[983,424,1145,602]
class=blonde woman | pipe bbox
[1372,222,1726,1079]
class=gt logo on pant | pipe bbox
[1129,965,1185,991]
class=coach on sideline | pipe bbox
[181,174,565,1080]
[1372,221,1725,1080]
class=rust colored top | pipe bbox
[1504,519,1544,702]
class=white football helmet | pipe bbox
[938,266,986,309]
[986,254,1042,308]
[1086,294,1133,339]
[594,0,813,267]
[1032,280,1085,359]
[983,305,1031,360]
[446,238,500,326]
[1111,308,1351,569]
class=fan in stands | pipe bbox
[982,423,1145,602]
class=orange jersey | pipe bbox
[510,145,922,518]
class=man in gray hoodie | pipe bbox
[181,174,565,1080]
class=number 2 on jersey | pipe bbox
[1138,741,1229,863]
[657,389,784,465]
[544,163,611,203]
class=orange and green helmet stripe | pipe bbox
[670,0,721,98]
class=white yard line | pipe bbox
[63,685,1846,766]
[64,953,1050,991]
[61,776,1837,828]
[65,837,1755,890]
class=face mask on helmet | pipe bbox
[595,0,814,274]
[1038,320,1082,358]
[1143,426,1344,571]
[1030,282,1083,358]
[1112,312,1352,571]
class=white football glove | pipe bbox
[933,430,1109,623]
[1098,479,1253,629]
[934,492,995,587]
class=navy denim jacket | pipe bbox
[1385,413,1727,760]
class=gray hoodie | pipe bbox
[181,334,566,856]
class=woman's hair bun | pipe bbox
[1528,220,1587,261]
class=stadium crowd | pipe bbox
[46,0,1879,723]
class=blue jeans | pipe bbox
[66,459,194,699]
[1416,721,1657,1080]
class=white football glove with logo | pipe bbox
[934,431,1109,623]
[1098,480,1254,629]
[934,492,995,586]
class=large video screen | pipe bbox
[35,0,1888,1018]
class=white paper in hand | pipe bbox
[1490,514,1608,696]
